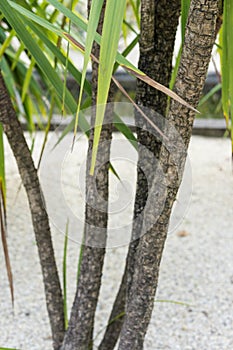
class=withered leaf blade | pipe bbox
[64,33,199,115]
[0,181,14,307]
[123,66,200,114]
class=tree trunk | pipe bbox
[118,0,220,349]
[99,1,180,349]
[61,2,114,349]
[128,0,181,298]
[0,72,65,350]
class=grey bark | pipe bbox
[129,0,181,297]
[98,1,180,349]
[0,72,65,350]
[61,115,113,350]
[98,268,127,350]
[118,1,220,349]
[61,2,114,349]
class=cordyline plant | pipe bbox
[0,0,229,349]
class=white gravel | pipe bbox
[0,133,233,350]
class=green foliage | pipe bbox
[5,0,195,159]
[198,84,223,119]
[74,0,105,139]
[90,0,127,174]
[221,0,233,151]
[181,0,190,43]
[170,0,190,90]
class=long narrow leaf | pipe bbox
[11,0,198,115]
[225,0,233,153]
[112,75,167,140]
[198,83,222,107]
[1,57,17,98]
[181,0,190,44]
[221,0,233,156]
[125,66,199,113]
[113,34,139,73]
[64,34,177,142]
[45,0,152,73]
[4,50,47,123]
[0,124,14,306]
[170,0,190,91]
[169,45,182,91]
[220,24,228,120]
[21,57,35,102]
[23,19,91,96]
[74,0,105,139]
[0,28,16,59]
[0,0,90,133]
[91,0,127,174]
[9,0,63,36]
[113,113,137,149]
[129,0,140,28]
[11,42,25,71]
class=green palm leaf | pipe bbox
[221,0,233,154]
[10,0,197,114]
[90,0,127,174]
[74,0,105,139]
[0,0,89,133]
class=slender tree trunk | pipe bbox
[98,267,127,350]
[0,72,65,350]
[61,2,114,349]
[118,1,220,349]
[128,0,181,297]
[99,1,180,349]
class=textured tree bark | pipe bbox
[98,268,127,350]
[61,116,113,350]
[98,1,180,349]
[0,72,65,350]
[118,1,220,349]
[128,0,181,298]
[61,2,114,349]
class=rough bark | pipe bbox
[98,1,180,349]
[98,269,127,350]
[118,1,220,349]
[0,72,65,350]
[129,0,181,297]
[61,2,114,349]
[61,115,113,350]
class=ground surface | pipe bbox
[0,134,233,350]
